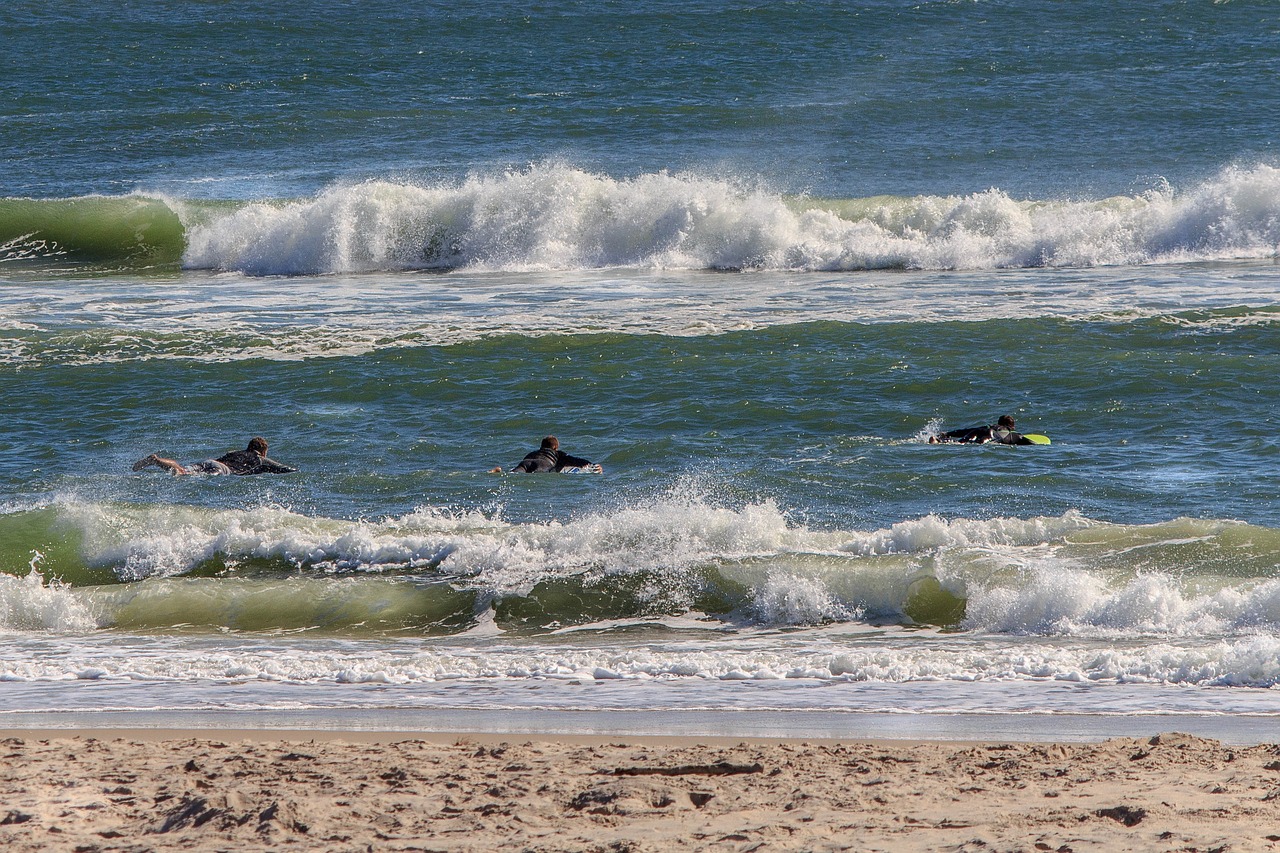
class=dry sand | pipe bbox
[2,730,1279,852]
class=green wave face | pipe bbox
[0,197,185,267]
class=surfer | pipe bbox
[489,435,602,474]
[929,415,1037,445]
[131,436,298,476]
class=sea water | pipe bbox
[2,0,1280,740]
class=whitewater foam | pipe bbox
[176,163,1280,276]
[5,496,1279,638]
[0,564,98,633]
[4,627,1280,689]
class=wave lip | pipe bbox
[176,163,1280,275]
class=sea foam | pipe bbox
[179,163,1280,275]
[5,496,1278,640]
[4,628,1280,689]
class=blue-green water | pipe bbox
[2,0,1280,735]
[5,0,1277,200]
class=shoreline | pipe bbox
[6,706,1280,745]
[1,728,1276,851]
[0,727,929,748]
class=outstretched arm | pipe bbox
[250,457,297,474]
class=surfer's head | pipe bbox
[540,435,559,451]
[997,415,1015,429]
[247,436,268,455]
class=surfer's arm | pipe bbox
[937,426,986,442]
[248,457,297,474]
[556,452,592,469]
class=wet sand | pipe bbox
[2,729,1279,851]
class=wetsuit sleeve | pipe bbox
[942,426,991,443]
[511,458,537,473]
[253,457,298,473]
[555,451,592,469]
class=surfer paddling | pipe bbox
[929,415,1041,446]
[489,435,602,474]
[132,436,298,476]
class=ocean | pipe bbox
[3,0,1280,741]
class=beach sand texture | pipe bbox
[2,732,1279,852]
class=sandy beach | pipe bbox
[2,730,1278,852]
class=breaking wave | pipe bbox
[6,163,1280,274]
[182,163,1280,274]
[3,497,1279,641]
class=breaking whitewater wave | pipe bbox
[4,496,1279,642]
[178,163,1280,274]
[6,163,1280,274]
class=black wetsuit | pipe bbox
[939,425,1034,446]
[991,427,1034,445]
[214,449,298,475]
[512,448,593,473]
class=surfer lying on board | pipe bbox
[489,435,602,474]
[132,436,298,476]
[929,415,1038,446]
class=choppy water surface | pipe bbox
[2,0,1279,733]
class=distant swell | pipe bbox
[182,163,1280,275]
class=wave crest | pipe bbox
[5,496,1280,639]
[179,163,1280,275]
